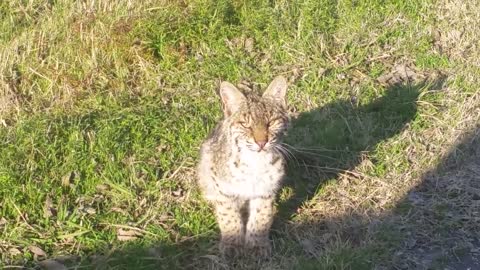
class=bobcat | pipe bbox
[197,76,289,256]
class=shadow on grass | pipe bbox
[278,78,478,269]
[51,81,479,270]
[278,82,421,220]
[287,126,480,270]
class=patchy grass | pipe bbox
[1,0,479,269]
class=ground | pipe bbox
[0,0,479,269]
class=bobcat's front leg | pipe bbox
[245,196,275,256]
[213,197,245,257]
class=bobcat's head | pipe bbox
[219,76,289,152]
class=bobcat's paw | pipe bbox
[219,236,244,258]
[245,234,271,257]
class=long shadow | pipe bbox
[278,83,420,221]
[287,127,480,269]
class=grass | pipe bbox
[1,0,479,269]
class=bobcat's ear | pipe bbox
[263,76,288,106]
[219,81,246,117]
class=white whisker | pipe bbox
[273,144,299,166]
[279,143,340,161]
[281,142,351,153]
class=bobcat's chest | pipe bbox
[223,150,284,199]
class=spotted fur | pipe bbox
[197,76,289,257]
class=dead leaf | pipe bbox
[43,196,56,218]
[156,144,170,153]
[336,73,346,80]
[0,217,7,226]
[172,187,184,197]
[96,184,109,192]
[110,207,127,214]
[231,37,242,48]
[318,67,327,77]
[117,235,138,241]
[117,228,142,241]
[61,171,76,187]
[29,245,47,257]
[178,41,188,63]
[377,64,425,86]
[138,197,147,208]
[291,66,303,82]
[9,247,22,256]
[84,207,96,215]
[244,37,254,53]
[38,259,67,270]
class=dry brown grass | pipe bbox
[434,0,480,66]
[0,0,165,120]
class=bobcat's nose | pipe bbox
[255,140,267,150]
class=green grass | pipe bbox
[0,94,217,268]
[1,0,479,269]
